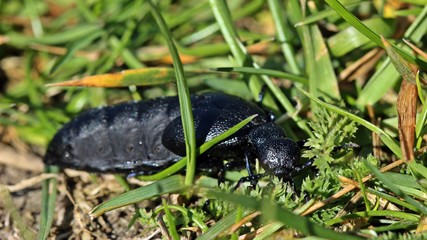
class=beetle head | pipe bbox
[248,123,300,179]
[255,138,300,178]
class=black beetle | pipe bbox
[44,92,310,183]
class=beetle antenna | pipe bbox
[297,139,308,149]
[243,151,257,186]
[256,85,276,122]
[257,85,269,103]
[291,158,314,177]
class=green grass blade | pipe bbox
[398,186,427,200]
[7,24,103,47]
[24,0,43,37]
[298,87,402,158]
[154,205,209,232]
[208,191,364,239]
[148,0,196,185]
[356,6,427,108]
[203,77,251,97]
[98,20,140,74]
[89,175,187,218]
[38,166,59,240]
[409,161,427,182]
[294,0,364,27]
[212,67,308,85]
[111,38,145,69]
[325,210,419,226]
[416,71,424,105]
[325,0,427,69]
[404,6,427,41]
[209,0,247,65]
[303,24,340,100]
[328,17,395,57]
[162,200,180,240]
[324,0,383,47]
[137,114,257,181]
[47,68,193,87]
[267,0,301,74]
[366,188,419,212]
[253,222,284,240]
[364,160,427,215]
[400,0,427,5]
[355,170,371,211]
[355,59,400,108]
[210,0,313,137]
[49,30,104,74]
[180,0,265,45]
[75,0,97,22]
[382,37,418,84]
[372,221,418,232]
[209,0,276,108]
[198,209,241,240]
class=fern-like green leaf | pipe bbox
[303,102,358,172]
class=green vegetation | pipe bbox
[1,0,427,239]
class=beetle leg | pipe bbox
[217,167,226,186]
[217,161,246,186]
[244,151,255,177]
[243,151,259,188]
[233,173,268,191]
[256,85,275,122]
[126,172,137,178]
[229,151,262,191]
[218,161,236,186]
[301,158,314,169]
[257,84,269,103]
[202,199,212,215]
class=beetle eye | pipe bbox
[154,145,161,153]
[127,145,134,153]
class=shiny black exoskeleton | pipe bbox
[44,92,308,181]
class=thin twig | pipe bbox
[6,173,57,192]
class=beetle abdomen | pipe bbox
[44,97,182,174]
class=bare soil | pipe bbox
[0,143,160,239]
